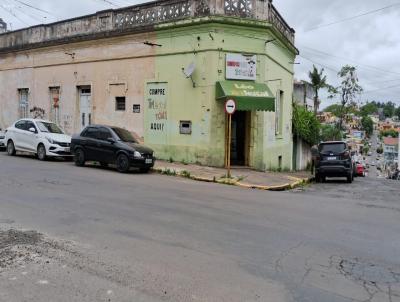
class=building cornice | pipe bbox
[0,0,296,54]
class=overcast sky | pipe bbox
[1,0,399,108]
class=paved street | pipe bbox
[0,152,400,302]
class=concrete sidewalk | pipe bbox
[153,160,313,191]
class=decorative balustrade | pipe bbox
[267,1,295,45]
[114,0,294,44]
[0,0,295,52]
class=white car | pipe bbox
[5,118,72,160]
[0,129,5,151]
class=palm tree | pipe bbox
[308,65,327,116]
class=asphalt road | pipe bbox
[0,152,399,302]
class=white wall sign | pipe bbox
[226,53,257,81]
[145,82,168,144]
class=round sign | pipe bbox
[225,99,236,115]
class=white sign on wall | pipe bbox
[226,53,257,81]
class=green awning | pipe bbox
[216,81,275,111]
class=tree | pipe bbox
[309,65,328,115]
[323,104,342,116]
[328,65,363,130]
[320,124,343,141]
[360,102,378,116]
[361,116,373,137]
[383,101,396,118]
[396,106,400,119]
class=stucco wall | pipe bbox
[0,33,156,135]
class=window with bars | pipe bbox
[49,87,61,124]
[275,90,284,136]
[115,97,126,111]
[18,88,29,119]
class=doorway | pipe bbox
[229,111,251,166]
[79,86,92,130]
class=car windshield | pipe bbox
[112,127,137,143]
[36,122,64,134]
[319,143,346,153]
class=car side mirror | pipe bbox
[106,137,116,144]
[29,127,36,133]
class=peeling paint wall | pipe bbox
[0,33,156,137]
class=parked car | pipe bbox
[5,118,72,160]
[314,141,354,183]
[367,151,372,156]
[0,129,5,151]
[356,162,365,177]
[71,125,155,173]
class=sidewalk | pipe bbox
[153,160,314,191]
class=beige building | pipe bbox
[0,0,297,170]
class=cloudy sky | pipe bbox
[1,0,399,108]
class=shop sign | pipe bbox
[145,83,168,144]
[226,53,257,81]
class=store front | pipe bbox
[216,81,275,167]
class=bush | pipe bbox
[292,104,321,145]
[380,129,399,139]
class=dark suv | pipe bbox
[314,141,353,183]
[71,125,155,173]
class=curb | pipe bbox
[154,166,314,191]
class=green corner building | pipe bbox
[144,1,298,171]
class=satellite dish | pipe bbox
[183,62,195,78]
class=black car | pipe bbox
[314,141,353,183]
[71,125,155,173]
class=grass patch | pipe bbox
[180,170,191,178]
[161,168,177,176]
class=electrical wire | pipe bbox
[363,83,400,94]
[0,4,30,26]
[299,44,400,76]
[298,54,340,73]
[12,0,56,17]
[304,2,400,32]
[6,0,46,23]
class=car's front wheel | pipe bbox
[347,172,353,183]
[116,154,130,173]
[37,144,47,161]
[74,148,86,167]
[7,140,16,156]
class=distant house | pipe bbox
[383,137,399,162]
[317,112,337,125]
[293,80,314,112]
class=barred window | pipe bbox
[115,97,126,111]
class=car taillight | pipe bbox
[342,151,350,159]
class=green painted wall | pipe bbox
[144,17,296,170]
